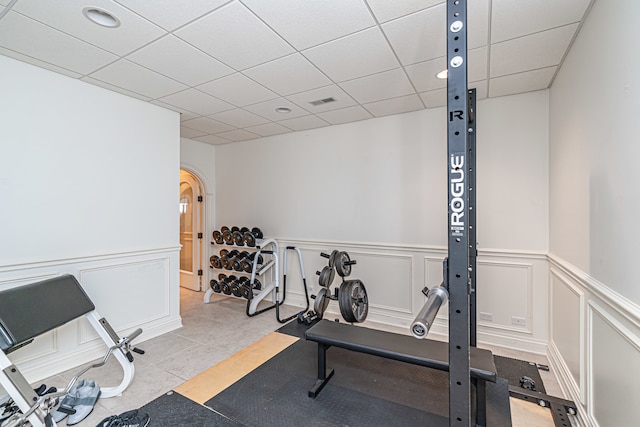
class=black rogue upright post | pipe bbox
[468,88,477,348]
[446,0,471,426]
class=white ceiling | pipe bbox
[0,0,593,145]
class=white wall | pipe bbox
[211,91,550,352]
[549,0,640,426]
[0,56,182,383]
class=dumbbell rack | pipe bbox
[204,237,277,308]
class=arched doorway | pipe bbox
[179,169,204,291]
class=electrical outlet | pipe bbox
[511,316,527,327]
[479,312,493,322]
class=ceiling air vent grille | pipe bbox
[309,97,336,106]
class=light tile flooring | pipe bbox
[37,288,569,426]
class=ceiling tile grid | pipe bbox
[0,0,593,144]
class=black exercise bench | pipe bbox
[305,320,497,426]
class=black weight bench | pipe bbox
[0,274,143,427]
[305,320,497,426]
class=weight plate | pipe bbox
[233,230,245,246]
[232,258,242,271]
[335,251,352,277]
[318,265,335,288]
[218,273,227,281]
[314,288,330,319]
[243,231,256,247]
[213,230,224,244]
[212,280,222,293]
[220,257,230,270]
[238,276,250,285]
[338,279,368,323]
[231,226,240,232]
[252,278,262,290]
[219,249,229,257]
[220,226,230,233]
[228,249,239,257]
[222,229,234,244]
[240,226,250,233]
[251,227,263,239]
[328,250,339,268]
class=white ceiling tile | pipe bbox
[286,85,357,113]
[244,98,310,121]
[303,27,400,82]
[365,0,443,23]
[197,73,278,107]
[0,12,118,75]
[181,117,235,134]
[13,0,166,56]
[489,67,556,98]
[492,0,591,43]
[244,54,332,96]
[80,76,152,101]
[216,129,260,142]
[381,4,445,65]
[157,88,233,115]
[244,122,292,137]
[126,35,233,86]
[0,47,83,79]
[383,0,488,66]
[89,59,188,98]
[150,100,199,119]
[419,88,446,108]
[114,0,230,31]
[209,109,269,128]
[0,6,5,14]
[405,47,487,92]
[490,24,578,78]
[179,111,199,122]
[339,68,415,104]
[242,0,375,50]
[316,105,373,125]
[277,115,329,131]
[180,126,207,139]
[174,1,294,70]
[193,134,232,145]
[363,94,424,117]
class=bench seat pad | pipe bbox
[305,320,496,383]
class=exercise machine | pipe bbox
[0,274,143,427]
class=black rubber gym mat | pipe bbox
[140,391,243,426]
[278,320,547,395]
[205,339,511,427]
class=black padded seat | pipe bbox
[0,274,95,352]
[305,319,497,383]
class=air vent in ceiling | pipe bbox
[309,97,336,106]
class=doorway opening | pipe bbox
[179,169,204,291]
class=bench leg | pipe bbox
[308,343,334,398]
[474,379,487,427]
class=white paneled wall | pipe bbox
[0,56,182,385]
[548,255,640,427]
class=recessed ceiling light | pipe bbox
[83,7,120,28]
[275,107,291,114]
[436,69,448,79]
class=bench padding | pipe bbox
[0,275,95,352]
[305,320,496,382]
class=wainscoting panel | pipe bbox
[0,247,182,385]
[588,301,640,427]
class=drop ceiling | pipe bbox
[0,0,593,144]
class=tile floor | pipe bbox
[36,288,566,426]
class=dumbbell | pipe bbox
[220,250,240,270]
[209,279,222,293]
[212,230,224,244]
[220,275,237,295]
[209,255,221,269]
[222,227,234,245]
[243,227,264,247]
[229,251,251,272]
[241,253,265,273]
